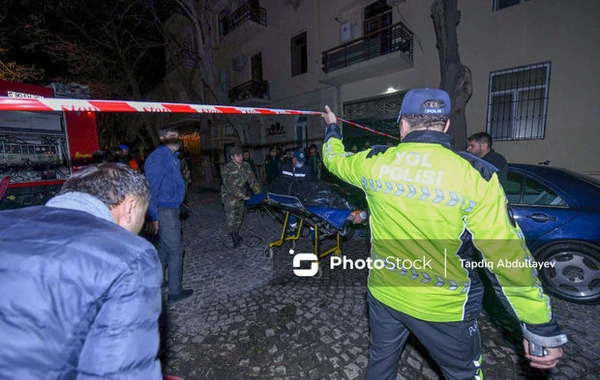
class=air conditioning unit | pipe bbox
[340,22,353,42]
[232,55,246,72]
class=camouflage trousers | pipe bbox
[223,199,246,234]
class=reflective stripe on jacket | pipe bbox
[323,129,554,325]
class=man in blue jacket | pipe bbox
[0,162,162,379]
[144,127,193,302]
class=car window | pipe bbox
[505,171,567,206]
[523,176,567,206]
[505,171,524,203]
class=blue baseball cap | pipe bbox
[293,150,306,162]
[397,88,451,123]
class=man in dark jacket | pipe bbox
[243,149,259,178]
[467,132,508,186]
[144,127,193,302]
[264,146,280,184]
[0,162,162,379]
[307,143,321,179]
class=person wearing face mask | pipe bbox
[269,149,312,230]
[144,127,193,303]
[279,149,312,184]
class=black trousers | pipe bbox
[366,291,483,380]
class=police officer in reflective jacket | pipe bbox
[221,145,262,248]
[321,89,566,380]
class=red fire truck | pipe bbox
[0,80,99,209]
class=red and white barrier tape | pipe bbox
[337,117,399,140]
[0,96,399,140]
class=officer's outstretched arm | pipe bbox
[321,106,364,188]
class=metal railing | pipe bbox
[322,22,413,73]
[229,80,270,103]
[220,1,267,37]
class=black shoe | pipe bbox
[231,232,241,248]
[168,289,194,302]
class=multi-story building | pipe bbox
[159,0,600,179]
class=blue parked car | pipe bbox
[506,164,600,304]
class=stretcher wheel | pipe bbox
[314,264,323,279]
[264,246,274,259]
[286,240,296,250]
[338,224,355,241]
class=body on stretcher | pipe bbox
[247,192,358,262]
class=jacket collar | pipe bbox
[401,130,452,149]
[46,192,114,223]
[159,144,180,157]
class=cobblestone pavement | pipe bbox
[158,187,600,380]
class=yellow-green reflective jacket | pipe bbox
[324,129,553,324]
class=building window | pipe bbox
[486,62,550,141]
[291,31,307,77]
[294,115,307,148]
[218,9,230,41]
[251,53,263,81]
[363,0,392,35]
[494,0,531,11]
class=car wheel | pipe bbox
[535,242,600,304]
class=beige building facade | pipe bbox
[162,0,600,178]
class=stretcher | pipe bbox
[247,192,356,263]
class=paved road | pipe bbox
[158,188,600,380]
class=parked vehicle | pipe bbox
[0,80,98,209]
[326,162,600,304]
[506,164,600,304]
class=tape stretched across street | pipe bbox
[0,96,399,140]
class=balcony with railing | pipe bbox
[220,1,267,42]
[320,22,413,85]
[229,79,270,105]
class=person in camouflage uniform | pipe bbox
[221,145,262,248]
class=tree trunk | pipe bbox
[431,0,472,150]
[171,0,245,145]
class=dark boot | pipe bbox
[231,232,241,248]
